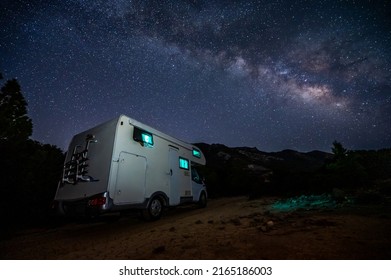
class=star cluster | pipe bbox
[1,0,390,151]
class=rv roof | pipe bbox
[122,115,199,154]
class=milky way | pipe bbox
[1,0,390,151]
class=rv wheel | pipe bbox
[198,192,207,208]
[143,197,163,221]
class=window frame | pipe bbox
[179,157,189,170]
[133,126,154,147]
[192,148,201,158]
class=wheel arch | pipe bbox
[147,191,169,208]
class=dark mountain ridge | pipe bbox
[194,143,333,198]
[194,143,391,199]
[196,143,332,173]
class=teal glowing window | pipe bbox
[133,127,154,147]
[142,133,153,145]
[192,148,201,158]
[179,157,189,170]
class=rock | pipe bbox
[266,220,274,228]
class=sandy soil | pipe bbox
[1,196,391,259]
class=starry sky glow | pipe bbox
[1,0,390,151]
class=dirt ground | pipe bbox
[1,196,391,260]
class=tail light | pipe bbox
[88,196,106,207]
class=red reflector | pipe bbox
[88,197,106,206]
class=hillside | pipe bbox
[195,143,332,197]
[195,143,391,199]
[197,143,332,172]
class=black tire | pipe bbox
[142,197,163,221]
[197,192,207,208]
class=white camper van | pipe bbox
[53,115,207,220]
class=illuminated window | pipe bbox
[133,127,154,147]
[192,148,201,158]
[142,133,152,145]
[179,157,189,170]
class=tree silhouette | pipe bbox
[326,140,370,189]
[0,74,64,230]
[331,140,347,161]
[0,77,33,142]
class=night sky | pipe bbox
[1,0,390,152]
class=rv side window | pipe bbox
[133,127,154,147]
[192,148,201,158]
[179,157,189,170]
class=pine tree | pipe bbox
[331,140,347,161]
[0,77,33,142]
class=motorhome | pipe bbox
[53,115,207,220]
